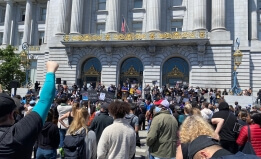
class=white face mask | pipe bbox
[155,106,162,113]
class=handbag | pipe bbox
[241,125,256,155]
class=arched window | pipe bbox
[81,57,101,88]
[120,57,143,86]
[162,57,189,87]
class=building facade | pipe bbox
[0,0,261,95]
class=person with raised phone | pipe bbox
[0,61,59,159]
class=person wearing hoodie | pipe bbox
[211,101,238,154]
[36,109,60,159]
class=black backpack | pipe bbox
[63,128,86,159]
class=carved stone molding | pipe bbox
[148,45,156,65]
[197,43,206,67]
[105,45,112,66]
[65,47,73,65]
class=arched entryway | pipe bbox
[120,57,143,87]
[162,57,189,87]
[81,57,101,88]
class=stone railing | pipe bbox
[63,31,208,42]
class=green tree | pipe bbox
[0,45,25,90]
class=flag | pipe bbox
[121,18,126,33]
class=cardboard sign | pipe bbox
[82,92,88,101]
[87,90,98,101]
[99,91,115,103]
[99,92,106,101]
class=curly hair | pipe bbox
[179,115,215,143]
[108,101,130,119]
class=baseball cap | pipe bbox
[0,93,17,117]
[188,135,220,159]
[160,100,170,108]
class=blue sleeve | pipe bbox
[33,72,55,123]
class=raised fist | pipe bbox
[46,61,59,73]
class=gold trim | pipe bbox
[123,66,140,76]
[167,66,184,78]
[62,31,207,42]
[84,66,100,76]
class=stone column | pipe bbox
[70,0,84,34]
[193,0,207,30]
[44,0,50,43]
[56,0,71,35]
[146,0,161,32]
[211,0,226,31]
[22,0,32,43]
[106,0,120,33]
[2,0,13,45]
[251,0,258,39]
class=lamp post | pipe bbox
[231,38,243,95]
[20,42,30,88]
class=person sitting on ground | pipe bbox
[188,135,259,159]
[176,115,215,159]
[97,101,136,159]
[0,61,59,158]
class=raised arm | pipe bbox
[33,61,59,123]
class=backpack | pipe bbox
[125,115,136,129]
[125,114,141,147]
[63,128,86,159]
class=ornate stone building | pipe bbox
[0,0,261,94]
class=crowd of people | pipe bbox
[0,61,261,159]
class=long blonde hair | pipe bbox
[67,107,89,135]
[72,102,80,116]
[179,115,215,143]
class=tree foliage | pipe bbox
[0,45,25,90]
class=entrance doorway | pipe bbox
[162,57,189,87]
[81,57,101,88]
[120,57,143,88]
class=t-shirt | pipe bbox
[125,114,139,128]
[212,111,237,141]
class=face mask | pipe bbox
[155,106,162,113]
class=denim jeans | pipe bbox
[36,147,57,159]
[59,128,67,147]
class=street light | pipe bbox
[231,38,243,95]
[20,42,30,88]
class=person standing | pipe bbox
[147,100,178,159]
[211,102,238,154]
[64,108,97,159]
[97,101,136,159]
[89,102,113,143]
[36,109,60,159]
[0,61,59,158]
[144,84,151,100]
[57,95,72,148]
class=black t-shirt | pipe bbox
[0,112,42,159]
[212,111,237,141]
